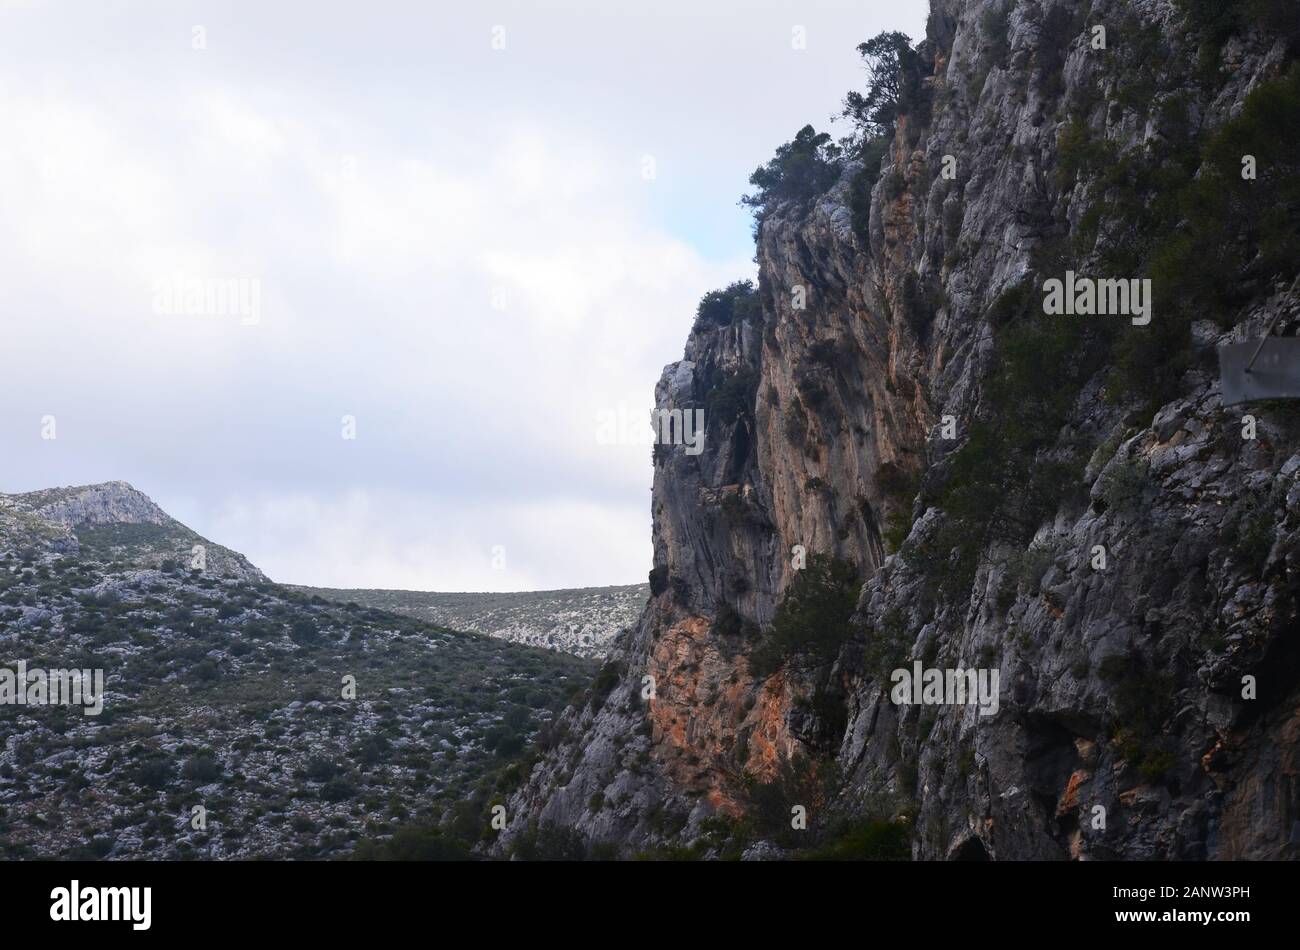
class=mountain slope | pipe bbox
[292,584,648,659]
[0,483,592,859]
[499,0,1300,860]
[1,481,263,582]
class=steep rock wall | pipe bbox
[501,0,1300,859]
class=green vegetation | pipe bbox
[877,461,921,555]
[1227,489,1282,578]
[881,511,911,556]
[731,753,913,858]
[910,282,1093,601]
[1102,658,1179,783]
[744,29,923,233]
[705,368,759,427]
[847,137,890,245]
[741,752,842,848]
[749,554,860,677]
[1032,3,1085,103]
[1062,64,1300,412]
[804,817,913,860]
[911,59,1299,602]
[694,279,759,329]
[1176,0,1300,52]
[862,608,913,683]
[0,540,594,860]
[840,31,919,144]
[979,1,1012,69]
[842,31,920,244]
[1056,119,1114,190]
[740,125,842,219]
[292,582,645,660]
[586,658,626,713]
[1100,457,1150,514]
[350,824,472,860]
[508,821,589,861]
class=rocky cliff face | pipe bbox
[501,0,1300,859]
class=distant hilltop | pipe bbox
[293,584,649,659]
[0,481,264,582]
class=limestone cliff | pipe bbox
[501,0,1300,859]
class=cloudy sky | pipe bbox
[0,0,927,591]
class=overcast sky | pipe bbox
[0,0,927,591]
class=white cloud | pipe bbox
[0,0,927,590]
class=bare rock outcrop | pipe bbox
[501,0,1300,859]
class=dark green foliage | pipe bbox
[841,31,919,143]
[726,753,913,859]
[694,279,759,329]
[876,460,918,500]
[877,461,921,554]
[719,491,751,525]
[898,271,943,342]
[1161,64,1300,291]
[848,136,891,245]
[808,685,848,747]
[980,1,1012,67]
[741,31,921,223]
[588,659,625,712]
[862,608,913,682]
[503,711,534,747]
[914,282,1095,602]
[741,125,842,218]
[749,555,860,677]
[190,659,220,682]
[882,167,906,200]
[704,368,758,427]
[132,757,174,790]
[808,337,855,371]
[353,734,391,768]
[985,279,1037,329]
[319,777,357,802]
[741,752,842,848]
[1230,495,1279,577]
[180,753,222,783]
[290,617,321,644]
[805,817,912,860]
[882,510,911,555]
[1176,0,1300,52]
[493,733,525,757]
[1100,458,1149,514]
[1031,2,1083,103]
[1105,658,1178,783]
[711,601,747,638]
[0,536,593,860]
[1062,65,1300,411]
[304,757,340,781]
[511,821,588,861]
[1056,119,1116,189]
[351,824,472,860]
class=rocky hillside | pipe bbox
[499,0,1300,860]
[1,481,263,582]
[0,483,592,859]
[293,584,648,659]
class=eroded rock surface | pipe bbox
[502,0,1300,860]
